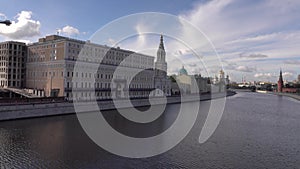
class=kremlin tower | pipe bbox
[277,69,283,92]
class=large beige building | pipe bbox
[26,35,155,100]
[0,41,27,88]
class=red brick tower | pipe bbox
[277,69,283,92]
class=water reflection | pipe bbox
[1,92,300,168]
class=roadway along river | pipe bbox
[0,92,300,168]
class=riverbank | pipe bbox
[269,92,300,101]
[0,91,236,121]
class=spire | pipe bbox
[159,34,165,50]
[155,35,167,77]
[279,68,283,81]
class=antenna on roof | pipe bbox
[56,29,60,35]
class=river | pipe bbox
[1,92,300,168]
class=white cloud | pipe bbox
[97,0,299,82]
[284,60,300,65]
[239,53,268,59]
[180,0,300,53]
[178,0,300,81]
[58,25,80,36]
[114,22,155,56]
[283,72,294,78]
[188,63,197,67]
[225,62,256,73]
[106,38,117,46]
[0,13,6,20]
[191,67,204,74]
[235,65,256,72]
[0,11,40,39]
[254,71,295,81]
[135,23,147,46]
[254,73,275,79]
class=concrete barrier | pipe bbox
[0,91,235,121]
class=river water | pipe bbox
[1,92,300,168]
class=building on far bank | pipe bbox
[175,66,191,94]
[154,35,171,96]
[1,34,215,100]
[277,69,284,92]
[26,35,155,100]
[277,69,299,93]
[171,65,211,95]
[194,74,211,93]
[0,41,27,88]
[211,69,229,93]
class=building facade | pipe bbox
[0,41,27,88]
[174,66,211,95]
[276,69,300,93]
[26,35,155,100]
[176,66,191,94]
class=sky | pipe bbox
[0,0,300,83]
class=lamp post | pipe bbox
[0,20,12,26]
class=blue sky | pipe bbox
[1,0,300,82]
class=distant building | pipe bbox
[277,69,299,93]
[172,66,211,95]
[277,69,284,92]
[211,69,229,92]
[298,74,300,83]
[0,41,27,88]
[194,74,211,93]
[26,35,155,99]
[176,66,191,94]
[154,35,171,96]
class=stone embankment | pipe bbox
[0,91,235,121]
[271,92,300,101]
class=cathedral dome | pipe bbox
[179,66,188,75]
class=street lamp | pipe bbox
[0,20,12,26]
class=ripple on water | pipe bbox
[1,92,300,168]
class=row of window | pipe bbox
[0,74,24,79]
[0,79,23,87]
[0,68,23,74]
[0,56,25,62]
[0,63,25,68]
[0,43,26,50]
[66,81,152,89]
[27,70,152,83]
[0,50,25,56]
[65,91,152,99]
[29,43,57,50]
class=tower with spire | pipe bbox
[154,35,171,96]
[155,35,167,77]
[277,69,284,92]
